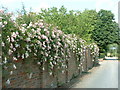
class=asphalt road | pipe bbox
[71,60,118,88]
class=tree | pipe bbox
[16,4,40,25]
[77,9,98,42]
[39,6,98,42]
[92,9,120,53]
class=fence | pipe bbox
[2,48,98,88]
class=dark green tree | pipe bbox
[92,9,120,53]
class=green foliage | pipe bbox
[107,43,118,57]
[118,45,120,59]
[16,4,40,25]
[92,9,120,52]
[38,6,98,42]
[77,10,98,42]
[39,7,119,52]
[99,53,105,58]
[1,8,99,83]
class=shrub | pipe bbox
[1,9,99,85]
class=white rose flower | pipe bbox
[33,24,36,28]
[13,48,16,51]
[62,70,65,74]
[29,22,32,27]
[0,22,3,27]
[29,73,33,79]
[22,54,24,59]
[27,26,30,28]
[13,57,17,61]
[13,64,17,69]
[49,72,52,75]
[52,33,55,38]
[25,52,29,58]
[31,29,34,32]
[16,31,19,35]
[26,38,31,42]
[42,67,45,70]
[38,36,41,39]
[15,44,19,48]
[7,37,10,42]
[2,25,5,27]
[22,24,27,27]
[50,62,53,66]
[2,42,5,46]
[35,22,38,25]
[6,79,10,85]
[3,57,7,64]
[37,62,40,65]
[8,49,13,55]
[4,21,7,25]
[0,17,3,20]
[10,71,13,75]
[11,37,15,42]
[45,53,48,56]
[39,22,43,27]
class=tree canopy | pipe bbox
[39,6,98,43]
[16,5,120,53]
[92,9,120,52]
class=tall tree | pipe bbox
[39,6,98,42]
[77,9,98,42]
[92,9,119,53]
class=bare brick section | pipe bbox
[87,49,93,69]
[2,49,98,88]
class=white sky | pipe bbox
[0,0,119,22]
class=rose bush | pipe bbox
[1,9,99,85]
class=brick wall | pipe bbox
[2,48,98,88]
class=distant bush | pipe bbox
[99,53,105,58]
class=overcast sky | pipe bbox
[0,0,119,22]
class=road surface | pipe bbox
[71,60,118,88]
